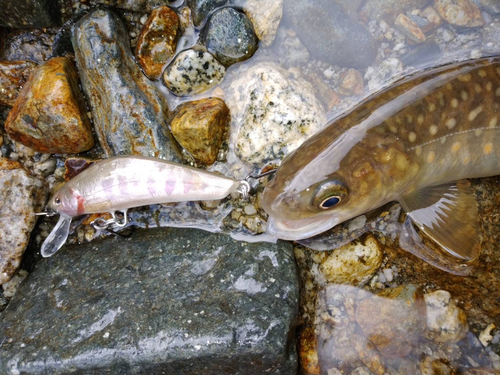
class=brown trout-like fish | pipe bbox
[262,58,500,261]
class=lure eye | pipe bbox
[312,180,348,210]
[320,196,341,209]
[54,197,61,205]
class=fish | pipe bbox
[261,57,500,262]
[40,155,249,257]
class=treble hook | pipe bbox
[90,210,128,231]
[248,169,277,180]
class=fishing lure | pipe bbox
[262,57,500,264]
[39,155,250,257]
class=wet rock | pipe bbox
[480,0,500,14]
[421,6,444,30]
[424,290,469,343]
[318,235,383,286]
[93,0,178,12]
[204,8,258,67]
[64,157,99,181]
[0,28,57,63]
[332,0,365,19]
[0,61,37,107]
[187,0,228,26]
[0,0,60,28]
[355,284,426,358]
[461,369,500,375]
[136,6,180,80]
[434,0,485,27]
[5,57,94,154]
[0,227,299,374]
[284,0,377,69]
[361,0,430,24]
[395,14,427,44]
[299,326,320,375]
[482,21,500,54]
[243,0,283,46]
[226,62,325,165]
[1,269,28,298]
[479,323,496,347]
[72,9,181,161]
[338,68,365,96]
[170,97,230,165]
[420,356,455,375]
[0,158,46,285]
[163,49,225,96]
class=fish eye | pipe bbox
[312,180,349,210]
[54,197,61,205]
[320,196,341,209]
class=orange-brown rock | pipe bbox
[355,284,427,358]
[0,60,38,107]
[434,0,485,28]
[136,6,180,80]
[338,69,364,96]
[5,57,94,154]
[299,327,320,375]
[171,97,230,165]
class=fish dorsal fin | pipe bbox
[399,180,480,261]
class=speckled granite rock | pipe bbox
[163,49,225,96]
[136,6,180,80]
[72,9,181,161]
[225,62,326,165]
[5,57,94,154]
[361,0,430,23]
[0,158,46,285]
[424,290,469,343]
[284,0,377,69]
[187,0,227,26]
[244,0,283,46]
[171,97,230,165]
[0,0,60,28]
[355,285,426,358]
[0,228,299,374]
[434,0,485,27]
[204,8,258,67]
[0,61,37,107]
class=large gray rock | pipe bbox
[0,0,60,28]
[0,227,299,374]
[71,9,181,161]
[284,0,378,69]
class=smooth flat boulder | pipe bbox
[0,227,299,374]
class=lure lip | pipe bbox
[266,214,339,240]
[35,208,58,217]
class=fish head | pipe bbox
[48,185,82,217]
[261,128,418,240]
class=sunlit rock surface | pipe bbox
[0,158,46,285]
[243,0,283,46]
[72,9,181,161]
[0,228,299,374]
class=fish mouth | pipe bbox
[266,215,339,241]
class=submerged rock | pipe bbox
[434,0,485,28]
[171,97,230,165]
[480,0,500,14]
[361,0,430,24]
[72,9,181,161]
[226,62,325,165]
[243,0,283,46]
[163,49,225,96]
[136,5,180,80]
[5,57,94,154]
[187,0,228,26]
[284,0,377,69]
[0,61,38,107]
[0,0,60,28]
[424,290,469,343]
[0,158,46,285]
[204,8,258,67]
[0,227,299,374]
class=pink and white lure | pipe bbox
[40,155,250,257]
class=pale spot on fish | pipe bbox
[395,117,402,125]
[427,151,435,163]
[458,74,472,82]
[496,87,500,97]
[406,115,413,124]
[486,82,493,92]
[484,143,493,155]
[389,125,398,134]
[478,69,487,77]
[445,118,457,129]
[475,129,483,136]
[429,125,438,135]
[446,83,453,90]
[451,98,459,108]
[461,91,468,101]
[451,142,461,153]
[474,83,482,93]
[409,132,417,142]
[489,117,498,128]
[415,146,422,156]
[463,156,471,165]
[440,137,447,144]
[417,115,424,124]
[468,106,483,121]
[496,67,500,76]
[428,103,436,112]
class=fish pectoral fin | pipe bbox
[399,180,480,261]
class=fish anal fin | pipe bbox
[399,180,480,261]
